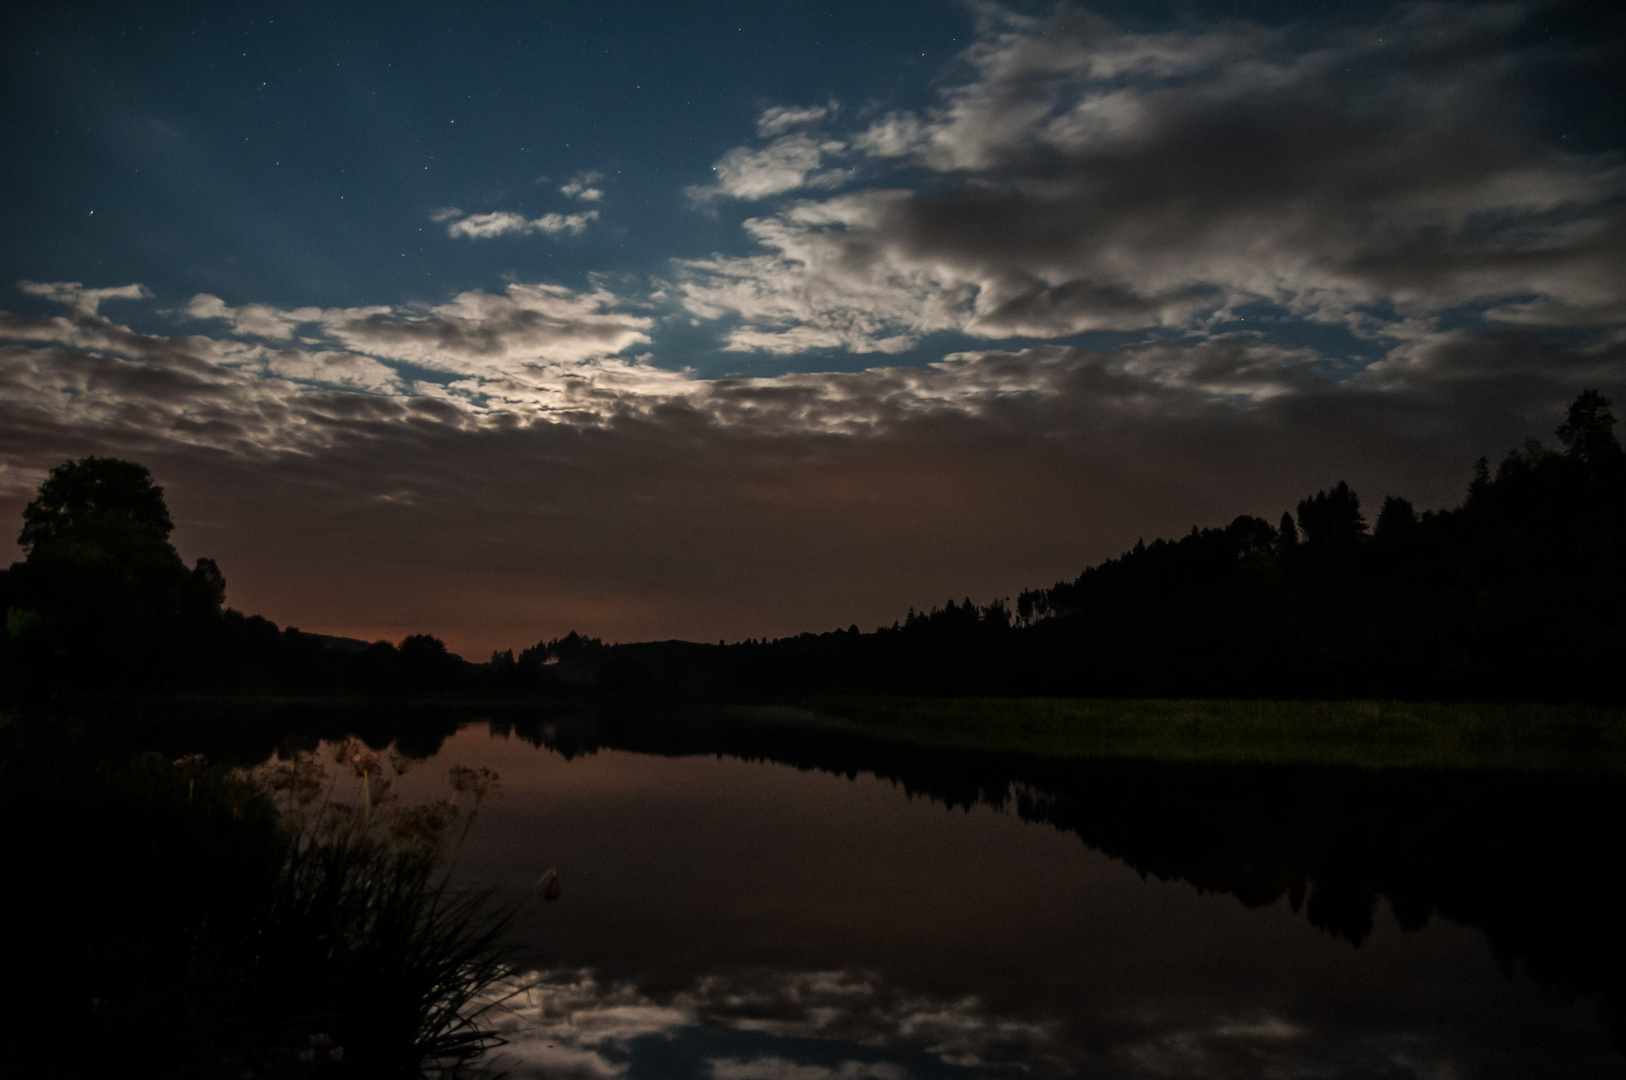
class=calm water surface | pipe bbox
[305,711,1624,1079]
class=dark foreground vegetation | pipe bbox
[2,391,1622,703]
[0,708,527,1078]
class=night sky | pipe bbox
[2,0,1622,656]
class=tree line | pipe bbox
[581,390,1625,701]
[2,390,1621,701]
[0,457,471,696]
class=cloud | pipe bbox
[186,294,323,339]
[757,104,831,137]
[9,276,1620,452]
[688,105,854,203]
[169,281,660,409]
[709,1060,907,1080]
[315,283,659,404]
[1117,1015,1308,1078]
[18,281,151,316]
[259,349,404,393]
[442,209,599,238]
[3,273,1621,652]
[445,211,532,238]
[1,279,666,452]
[676,193,969,353]
[678,3,1626,353]
[561,172,605,201]
[480,967,1064,1079]
[531,211,599,234]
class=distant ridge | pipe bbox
[304,632,375,655]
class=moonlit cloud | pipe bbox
[709,1060,908,1080]
[5,270,1617,652]
[757,104,831,137]
[186,294,323,339]
[5,270,1619,467]
[443,209,599,238]
[317,283,652,373]
[0,280,1336,446]
[561,172,605,201]
[688,105,855,203]
[681,4,1626,354]
[181,282,662,410]
[1117,1015,1308,1078]
[0,280,675,462]
[259,349,405,393]
[446,212,532,238]
[18,280,152,317]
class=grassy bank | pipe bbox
[756,697,1626,772]
[123,691,1626,773]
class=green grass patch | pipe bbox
[768,697,1626,772]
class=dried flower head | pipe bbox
[389,799,461,860]
[255,750,328,809]
[172,753,208,781]
[388,749,423,777]
[220,768,261,819]
[349,747,382,780]
[449,765,500,804]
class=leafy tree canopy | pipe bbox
[19,456,175,561]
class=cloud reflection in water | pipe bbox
[482,964,1445,1079]
[485,966,1060,1079]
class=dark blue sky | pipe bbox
[3,2,968,311]
[2,1,1622,650]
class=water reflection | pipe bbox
[485,708,1626,1048]
[479,961,1507,1079]
[487,967,1058,1078]
[205,703,1626,1077]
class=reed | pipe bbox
[1,712,531,1078]
[232,823,524,1074]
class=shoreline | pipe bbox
[15,692,1620,775]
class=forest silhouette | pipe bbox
[2,390,1622,701]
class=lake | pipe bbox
[274,706,1626,1079]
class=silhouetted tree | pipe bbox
[1277,512,1299,549]
[2,457,226,690]
[1373,496,1417,542]
[1557,389,1624,470]
[1296,481,1366,554]
[19,456,175,559]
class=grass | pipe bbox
[234,824,525,1075]
[758,696,1626,772]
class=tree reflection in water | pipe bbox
[490,709,1626,1056]
[167,701,1626,1076]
